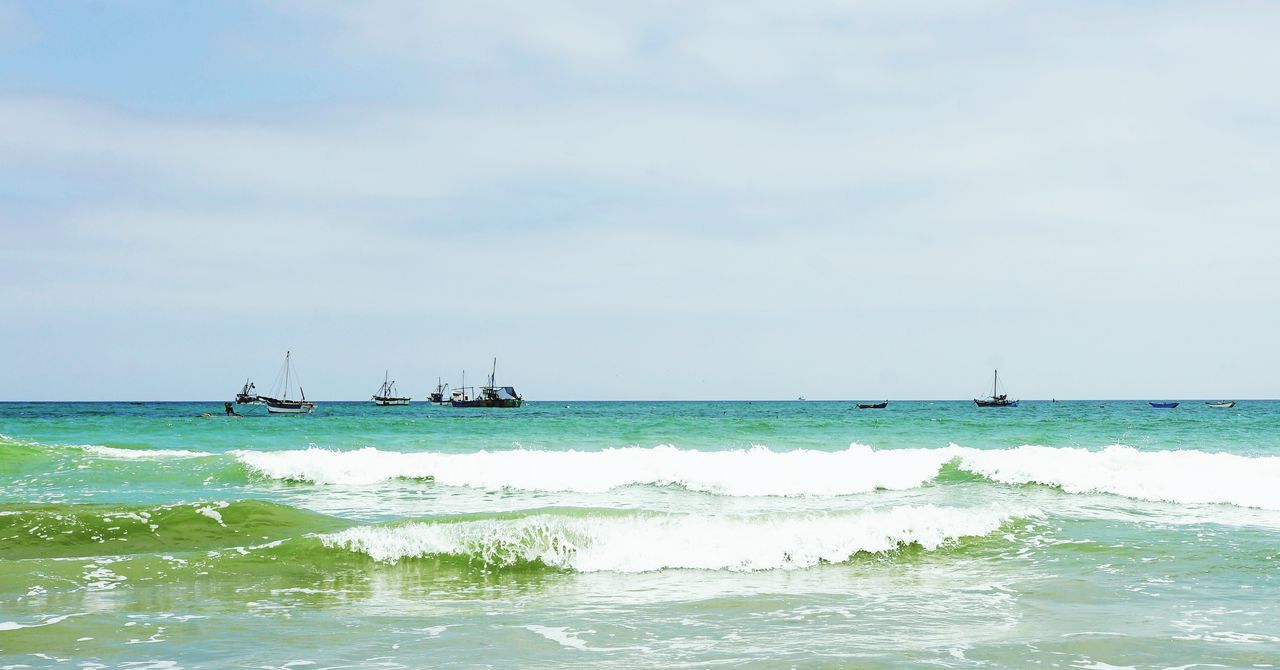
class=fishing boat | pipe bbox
[1206,401,1236,408]
[857,401,888,409]
[974,370,1018,407]
[372,371,410,406]
[235,379,260,404]
[429,378,449,404]
[450,359,524,408]
[258,351,316,414]
[1149,402,1179,409]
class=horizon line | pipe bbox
[0,398,1268,404]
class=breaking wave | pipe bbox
[235,444,947,495]
[80,445,213,460]
[236,443,1280,510]
[320,505,1034,572]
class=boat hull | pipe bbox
[1149,402,1179,409]
[373,397,411,406]
[450,398,524,408]
[974,399,1018,407]
[1206,401,1236,408]
[261,397,316,414]
[857,402,888,409]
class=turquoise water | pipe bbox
[1,400,1278,668]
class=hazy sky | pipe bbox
[2,1,1278,400]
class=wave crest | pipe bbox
[320,505,1033,572]
[237,443,1280,510]
[235,444,948,495]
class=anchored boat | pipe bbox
[259,351,316,414]
[1206,401,1236,408]
[974,370,1018,407]
[372,371,410,406]
[857,401,888,409]
[235,379,260,405]
[1149,402,1179,409]
[450,359,524,408]
[429,377,449,404]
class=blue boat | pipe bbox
[1149,402,1179,409]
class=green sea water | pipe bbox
[1,400,1278,668]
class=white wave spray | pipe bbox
[237,442,1280,510]
[320,505,1034,572]
[235,444,947,495]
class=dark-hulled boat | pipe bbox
[974,370,1018,407]
[429,377,449,404]
[235,379,259,404]
[1149,402,1179,409]
[857,401,888,409]
[450,359,524,408]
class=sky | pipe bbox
[1,1,1278,401]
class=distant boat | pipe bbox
[797,396,807,401]
[235,379,260,404]
[974,370,1018,407]
[857,401,888,409]
[259,351,316,414]
[429,377,449,404]
[1149,402,1179,409]
[1206,401,1236,408]
[372,371,410,406]
[451,358,524,408]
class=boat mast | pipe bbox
[490,358,497,391]
[992,369,998,399]
[285,351,291,401]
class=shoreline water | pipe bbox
[2,401,1278,667]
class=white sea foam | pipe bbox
[320,505,1032,572]
[80,445,211,460]
[953,443,1280,510]
[235,444,950,495]
[0,613,88,631]
[236,443,1280,509]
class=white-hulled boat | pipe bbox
[372,371,411,406]
[259,351,316,414]
[1206,401,1236,408]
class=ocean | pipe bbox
[1,400,1277,668]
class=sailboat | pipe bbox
[974,369,1018,407]
[258,351,316,414]
[450,359,524,408]
[372,371,410,406]
[235,379,260,404]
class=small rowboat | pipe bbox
[1205,401,1236,408]
[857,401,888,409]
[1149,402,1179,409]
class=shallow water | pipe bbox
[1,400,1278,668]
